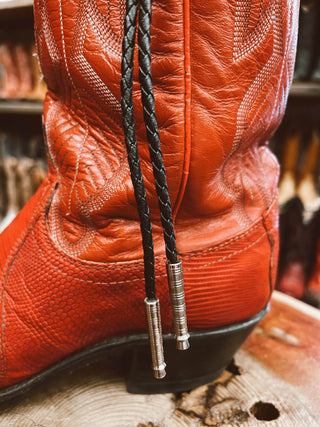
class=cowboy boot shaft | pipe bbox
[34,0,299,262]
[34,0,186,262]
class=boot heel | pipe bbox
[125,306,267,394]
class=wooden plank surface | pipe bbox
[0,291,319,426]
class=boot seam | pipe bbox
[172,0,191,219]
[36,194,277,270]
[26,214,271,287]
[25,205,273,286]
[181,196,277,258]
[183,230,269,269]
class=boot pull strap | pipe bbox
[121,0,189,379]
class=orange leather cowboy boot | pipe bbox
[0,0,299,399]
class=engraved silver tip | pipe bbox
[176,333,190,350]
[177,339,190,351]
[166,261,190,351]
[153,363,167,379]
[144,297,166,380]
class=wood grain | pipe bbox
[0,291,318,426]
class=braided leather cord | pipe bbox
[138,0,178,265]
[121,0,156,299]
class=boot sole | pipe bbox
[0,305,268,402]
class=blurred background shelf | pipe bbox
[290,82,320,98]
[0,0,33,23]
[0,99,43,114]
[0,0,33,10]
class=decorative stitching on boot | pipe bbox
[219,0,285,227]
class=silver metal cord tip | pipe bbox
[144,297,166,379]
[176,335,190,350]
[153,364,167,379]
[166,261,190,351]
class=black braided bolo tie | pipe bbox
[121,0,190,379]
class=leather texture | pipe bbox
[0,0,298,388]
